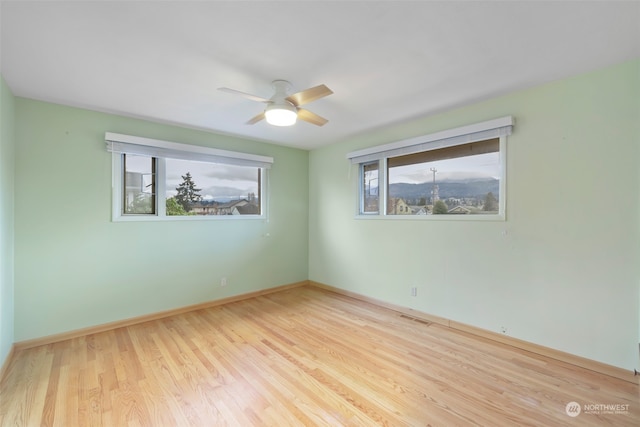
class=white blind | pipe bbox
[105,132,274,169]
[347,116,514,164]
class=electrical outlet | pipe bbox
[500,326,508,334]
[220,277,227,287]
[411,287,417,297]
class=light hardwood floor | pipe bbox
[1,285,638,426]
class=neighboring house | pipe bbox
[189,200,257,215]
[388,198,412,215]
[218,199,248,215]
[233,204,260,215]
[448,206,472,214]
[414,206,428,215]
[190,202,217,215]
[202,199,261,215]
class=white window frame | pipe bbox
[347,117,513,220]
[359,160,383,215]
[107,133,273,222]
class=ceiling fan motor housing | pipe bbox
[270,80,294,102]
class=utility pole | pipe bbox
[430,167,439,203]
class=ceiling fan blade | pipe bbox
[286,84,333,107]
[297,108,328,126]
[246,112,266,125]
[218,87,270,103]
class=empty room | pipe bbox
[0,1,639,425]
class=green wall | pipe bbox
[13,99,309,341]
[309,59,640,370]
[0,75,15,366]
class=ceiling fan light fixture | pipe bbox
[265,102,297,126]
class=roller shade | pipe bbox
[347,116,513,164]
[106,132,274,169]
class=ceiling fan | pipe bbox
[218,80,333,127]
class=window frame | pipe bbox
[359,160,382,215]
[348,117,512,221]
[122,153,157,215]
[107,133,272,222]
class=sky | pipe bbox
[166,159,259,201]
[125,155,259,201]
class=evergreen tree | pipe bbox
[433,200,448,214]
[483,192,498,212]
[174,172,202,212]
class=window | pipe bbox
[107,133,273,221]
[386,138,500,216]
[361,161,379,214]
[347,117,513,219]
[123,154,155,214]
[164,158,261,216]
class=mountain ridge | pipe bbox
[389,178,499,201]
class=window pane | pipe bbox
[387,139,500,215]
[165,159,261,216]
[123,154,155,214]
[361,162,379,214]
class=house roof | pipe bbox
[1,1,638,149]
[235,204,260,215]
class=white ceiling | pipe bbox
[1,1,639,150]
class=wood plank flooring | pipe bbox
[1,285,638,426]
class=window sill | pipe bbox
[354,214,505,221]
[112,214,267,222]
